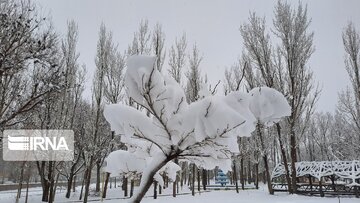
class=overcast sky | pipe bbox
[35,0,360,113]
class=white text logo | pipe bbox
[3,130,74,161]
[8,136,69,151]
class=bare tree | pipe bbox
[168,33,187,83]
[128,19,151,56]
[33,19,86,203]
[223,60,245,95]
[0,0,62,130]
[55,20,87,199]
[339,22,360,135]
[103,51,125,104]
[0,1,80,202]
[186,44,203,102]
[333,22,360,162]
[83,23,113,203]
[102,41,126,199]
[240,13,275,87]
[240,12,284,194]
[312,112,334,161]
[273,0,319,192]
[152,23,166,72]
[331,110,359,160]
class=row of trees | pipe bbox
[0,0,359,202]
[0,1,112,202]
[227,1,360,195]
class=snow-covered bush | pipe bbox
[103,55,290,203]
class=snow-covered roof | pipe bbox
[271,161,360,185]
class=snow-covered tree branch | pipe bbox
[103,55,290,203]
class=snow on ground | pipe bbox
[1,184,359,203]
[142,190,358,203]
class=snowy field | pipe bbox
[1,184,359,203]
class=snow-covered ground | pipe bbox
[142,190,358,203]
[1,184,359,203]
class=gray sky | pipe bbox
[35,0,360,113]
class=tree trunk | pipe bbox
[290,127,297,193]
[42,182,49,202]
[79,171,86,200]
[83,159,93,203]
[276,123,292,193]
[197,167,200,192]
[247,158,252,184]
[96,161,101,193]
[202,169,207,190]
[48,183,54,203]
[263,155,274,194]
[66,172,74,198]
[130,179,135,197]
[255,163,259,189]
[16,162,26,203]
[73,175,76,192]
[172,181,176,197]
[262,171,266,184]
[153,181,157,199]
[50,172,60,203]
[39,161,51,202]
[25,173,30,203]
[102,173,110,198]
[240,157,245,190]
[257,122,274,195]
[165,176,169,188]
[48,172,55,203]
[233,160,239,193]
[42,179,49,201]
[180,165,184,188]
[243,162,247,185]
[102,131,115,198]
[192,164,195,196]
[129,157,170,203]
[207,170,211,185]
[319,177,324,197]
[177,180,179,194]
[188,165,191,187]
[173,159,179,197]
[47,161,55,203]
[123,177,128,197]
[110,177,112,189]
[184,162,188,186]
